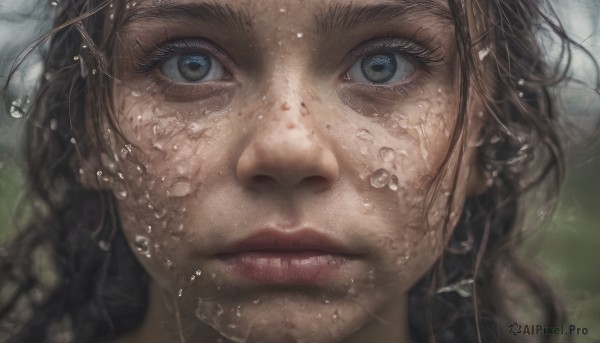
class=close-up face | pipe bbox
[100,0,483,341]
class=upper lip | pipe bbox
[216,228,358,256]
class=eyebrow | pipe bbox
[314,1,452,35]
[124,0,452,34]
[124,1,254,31]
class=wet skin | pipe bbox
[103,0,484,342]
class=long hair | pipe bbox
[1,0,598,342]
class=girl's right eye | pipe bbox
[160,52,227,83]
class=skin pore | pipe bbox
[101,0,484,342]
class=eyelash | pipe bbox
[134,39,227,77]
[133,37,443,93]
[349,36,443,74]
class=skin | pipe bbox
[98,0,485,342]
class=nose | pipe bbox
[236,102,339,191]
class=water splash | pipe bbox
[194,299,249,343]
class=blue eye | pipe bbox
[160,52,226,83]
[347,53,416,84]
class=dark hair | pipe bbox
[1,0,598,342]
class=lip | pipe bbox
[215,229,360,284]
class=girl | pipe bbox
[1,0,598,342]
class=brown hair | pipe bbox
[1,0,598,342]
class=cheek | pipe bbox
[329,90,462,290]
[105,97,221,287]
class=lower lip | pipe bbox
[217,251,351,284]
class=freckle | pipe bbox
[238,112,242,116]
[281,102,291,111]
[288,123,295,129]
[326,124,331,130]
[301,102,306,108]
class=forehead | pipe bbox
[122,0,452,33]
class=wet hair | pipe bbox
[1,0,598,342]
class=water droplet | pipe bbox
[9,99,25,118]
[332,309,340,322]
[436,278,473,298]
[178,289,183,297]
[134,235,151,258]
[113,181,128,199]
[379,147,396,163]
[517,78,525,86]
[323,299,331,304]
[120,144,132,157]
[49,119,58,130]
[296,32,304,38]
[355,129,373,141]
[98,240,111,251]
[195,298,224,321]
[50,1,58,6]
[395,254,410,265]
[73,55,80,61]
[96,170,103,177]
[370,169,391,188]
[164,259,174,269]
[195,269,202,276]
[518,92,524,98]
[190,275,196,281]
[388,175,399,191]
[252,298,261,304]
[235,305,242,317]
[478,47,490,61]
[167,178,192,197]
[187,122,206,139]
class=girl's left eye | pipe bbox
[346,52,417,85]
[160,53,226,83]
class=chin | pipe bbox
[192,294,370,343]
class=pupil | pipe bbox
[371,65,384,72]
[178,54,211,81]
[361,54,396,83]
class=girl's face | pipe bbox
[105,0,481,341]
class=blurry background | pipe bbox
[0,0,599,342]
